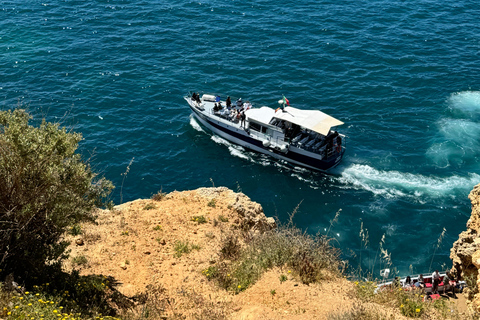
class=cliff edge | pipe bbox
[64,187,376,319]
[450,183,480,314]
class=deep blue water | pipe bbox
[2,0,480,276]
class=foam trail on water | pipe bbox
[189,115,204,132]
[337,164,480,199]
[210,135,251,160]
[448,91,480,116]
[426,91,480,167]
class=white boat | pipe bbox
[375,271,465,295]
[185,92,345,172]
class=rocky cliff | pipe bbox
[450,184,480,314]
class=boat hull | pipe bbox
[188,101,344,172]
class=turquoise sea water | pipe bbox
[2,1,479,276]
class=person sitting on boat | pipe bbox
[213,103,221,113]
[404,276,413,290]
[236,98,243,108]
[226,96,232,108]
[244,101,252,110]
[192,92,201,103]
[415,274,425,289]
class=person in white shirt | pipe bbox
[432,270,440,294]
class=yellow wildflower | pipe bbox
[54,310,58,313]
[416,308,420,313]
[15,306,19,309]
[400,304,404,308]
[25,291,30,294]
[238,285,241,289]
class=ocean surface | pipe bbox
[2,0,479,276]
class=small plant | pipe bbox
[69,224,83,236]
[191,215,207,224]
[353,280,376,302]
[72,255,88,266]
[270,289,276,296]
[207,199,216,208]
[153,225,162,231]
[399,293,424,318]
[121,230,129,236]
[220,235,241,260]
[174,240,201,258]
[120,157,134,204]
[218,215,229,222]
[202,266,218,280]
[279,274,287,283]
[125,259,130,265]
[152,188,166,201]
[143,203,157,210]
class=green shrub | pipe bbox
[354,280,377,302]
[72,255,88,267]
[143,203,157,210]
[207,199,216,208]
[174,241,201,258]
[68,224,83,236]
[210,224,341,293]
[0,109,113,277]
[151,189,166,201]
[218,215,229,222]
[202,266,218,280]
[191,215,207,224]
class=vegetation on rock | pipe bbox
[0,109,113,277]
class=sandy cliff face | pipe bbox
[450,184,480,314]
[65,187,364,319]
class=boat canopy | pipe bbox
[245,106,276,124]
[272,106,344,136]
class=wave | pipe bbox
[448,91,480,117]
[189,115,205,132]
[337,164,480,200]
[210,135,251,160]
[426,91,480,168]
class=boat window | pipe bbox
[261,127,267,133]
[249,122,261,132]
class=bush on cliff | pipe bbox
[0,109,113,277]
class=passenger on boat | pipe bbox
[415,274,425,289]
[393,277,401,288]
[404,276,412,290]
[240,111,246,128]
[226,96,232,108]
[432,270,441,294]
[336,135,342,152]
[244,101,252,110]
[192,92,201,103]
[213,103,222,113]
[236,98,243,108]
[445,272,457,298]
